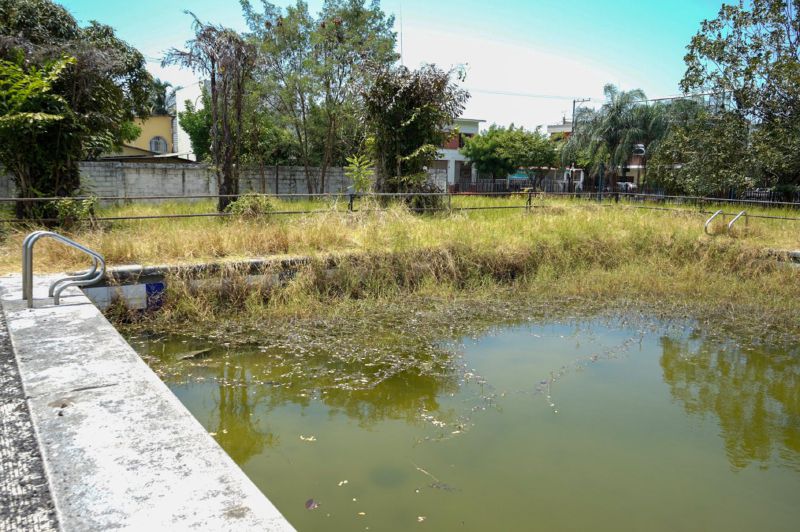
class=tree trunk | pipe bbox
[320,113,336,194]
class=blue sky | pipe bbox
[58,0,727,128]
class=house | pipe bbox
[430,117,485,190]
[103,114,182,160]
[546,118,572,139]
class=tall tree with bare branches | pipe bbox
[164,14,256,211]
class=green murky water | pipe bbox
[130,317,800,531]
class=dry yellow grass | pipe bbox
[1,196,798,276]
[2,195,782,330]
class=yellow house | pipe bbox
[118,115,176,156]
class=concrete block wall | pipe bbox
[1,162,352,204]
[239,166,351,195]
[80,162,216,202]
[0,170,11,198]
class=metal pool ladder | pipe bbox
[22,231,106,308]
[704,210,725,235]
[728,210,747,235]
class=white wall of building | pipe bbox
[437,118,484,185]
[173,84,203,161]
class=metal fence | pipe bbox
[2,190,800,225]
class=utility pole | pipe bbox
[571,98,591,136]
[569,98,590,193]
[399,1,404,67]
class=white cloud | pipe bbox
[400,25,630,130]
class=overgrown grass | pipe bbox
[3,196,800,336]
[2,195,799,276]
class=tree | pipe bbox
[149,78,177,116]
[0,0,152,219]
[0,57,75,213]
[567,84,648,187]
[682,0,800,187]
[178,91,212,161]
[312,0,397,191]
[461,125,555,180]
[648,108,753,195]
[241,1,319,193]
[241,0,397,193]
[241,84,300,193]
[363,64,469,191]
[165,13,256,212]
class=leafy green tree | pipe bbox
[240,0,397,193]
[0,0,153,219]
[241,0,320,193]
[682,0,800,187]
[312,0,397,191]
[178,90,212,161]
[648,108,753,195]
[461,125,555,179]
[241,85,301,192]
[363,64,469,191]
[0,57,75,213]
[165,13,256,212]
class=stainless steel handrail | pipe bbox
[728,210,748,235]
[704,210,725,235]
[22,231,106,308]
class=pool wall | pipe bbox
[82,258,310,311]
[0,274,295,531]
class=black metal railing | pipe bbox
[2,190,800,225]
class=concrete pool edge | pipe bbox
[0,275,295,531]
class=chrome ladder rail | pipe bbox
[728,210,748,235]
[22,231,106,308]
[704,210,725,235]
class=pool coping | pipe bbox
[0,274,295,531]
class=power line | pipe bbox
[467,88,595,101]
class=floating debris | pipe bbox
[300,435,317,442]
[305,499,320,510]
[338,480,349,486]
[417,516,426,523]
[177,348,213,361]
[429,481,459,492]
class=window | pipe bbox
[149,136,168,154]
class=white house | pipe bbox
[546,118,573,138]
[430,117,485,189]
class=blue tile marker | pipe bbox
[145,282,166,310]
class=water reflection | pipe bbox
[659,331,800,471]
[210,363,277,464]
[145,336,463,442]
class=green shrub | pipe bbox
[51,196,97,229]
[224,192,274,220]
[344,154,374,194]
[402,179,445,213]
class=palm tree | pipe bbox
[568,84,647,189]
[149,78,178,115]
[620,103,668,188]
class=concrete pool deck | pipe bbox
[0,275,295,531]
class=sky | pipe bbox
[58,0,728,130]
